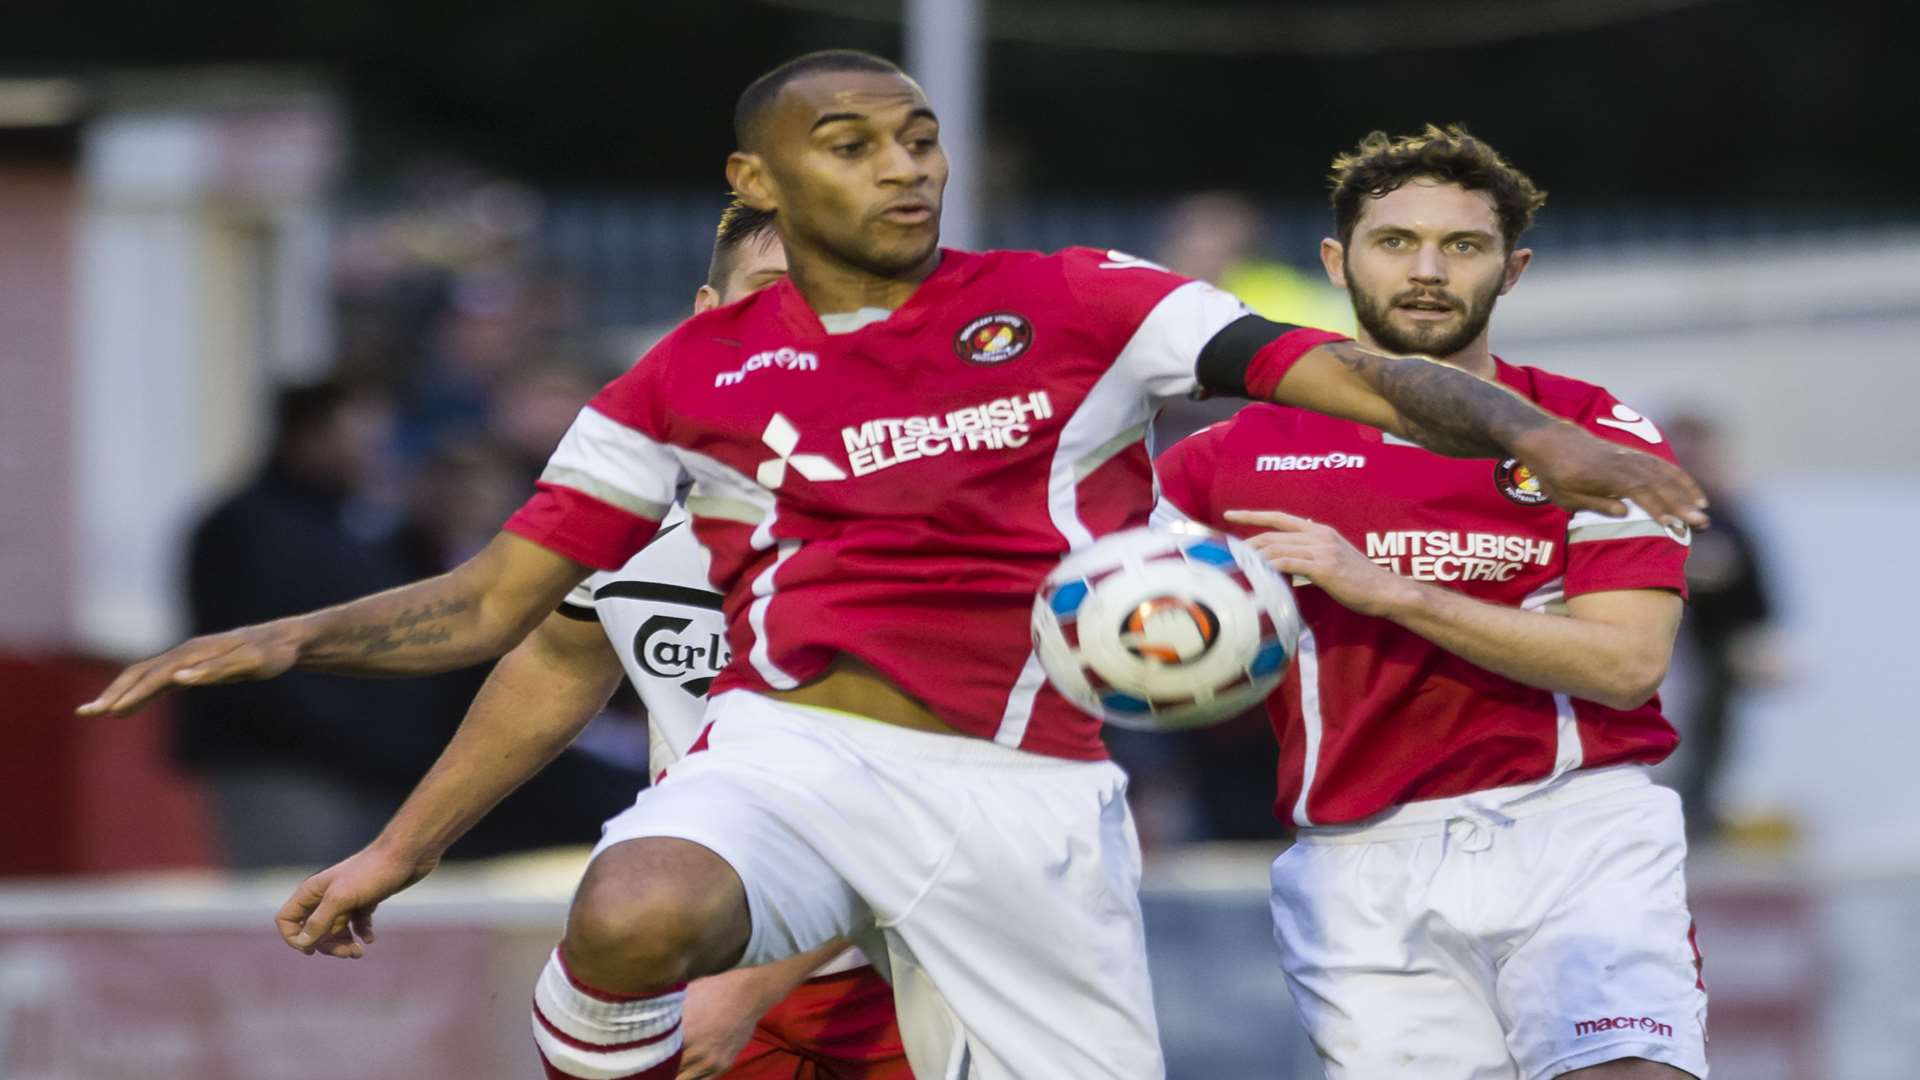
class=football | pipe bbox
[1032,523,1302,731]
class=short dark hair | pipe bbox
[706,198,779,289]
[270,377,381,456]
[1330,124,1548,251]
[733,49,905,149]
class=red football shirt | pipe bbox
[1154,360,1691,824]
[505,247,1337,759]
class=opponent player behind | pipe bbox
[272,203,909,1080]
[1154,126,1707,1079]
[82,54,1709,1080]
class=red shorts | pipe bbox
[725,965,910,1079]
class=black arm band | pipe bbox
[1195,314,1307,399]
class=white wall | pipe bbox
[1496,237,1920,858]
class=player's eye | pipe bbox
[1380,236,1404,249]
[1451,240,1479,253]
[832,141,866,157]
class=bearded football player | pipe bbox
[1156,125,1708,1079]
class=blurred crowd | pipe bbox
[177,163,651,869]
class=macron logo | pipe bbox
[1594,403,1663,444]
[1573,1016,1673,1039]
[716,347,818,388]
[1256,452,1367,472]
[754,413,846,490]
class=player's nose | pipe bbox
[875,139,927,186]
[1409,246,1446,283]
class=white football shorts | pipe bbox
[1269,766,1709,1080]
[593,689,1163,1080]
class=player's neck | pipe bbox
[1356,330,1498,381]
[787,248,941,318]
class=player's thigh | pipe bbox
[883,760,1162,1079]
[1495,784,1707,1080]
[717,1033,811,1080]
[1270,841,1518,1080]
[766,971,908,1079]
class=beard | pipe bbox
[1348,274,1502,358]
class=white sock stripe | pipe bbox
[534,950,686,1047]
[531,1014,683,1080]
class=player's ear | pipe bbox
[693,284,723,314]
[1319,238,1348,288]
[726,152,777,213]
[1499,246,1533,295]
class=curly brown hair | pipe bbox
[1330,125,1548,251]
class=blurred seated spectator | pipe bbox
[173,377,643,868]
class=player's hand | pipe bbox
[1225,510,1412,617]
[675,970,773,1079]
[274,841,440,959]
[1510,421,1709,532]
[76,622,302,717]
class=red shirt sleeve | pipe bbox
[1245,328,1351,402]
[1560,391,1691,599]
[502,342,680,570]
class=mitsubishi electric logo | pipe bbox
[755,413,847,490]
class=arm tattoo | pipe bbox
[307,598,476,662]
[1329,343,1553,458]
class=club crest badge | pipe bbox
[954,312,1033,365]
[1495,458,1550,506]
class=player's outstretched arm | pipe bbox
[78,531,591,717]
[1272,342,1709,530]
[1228,509,1682,710]
[277,610,626,958]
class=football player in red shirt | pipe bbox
[83,53,1706,1079]
[266,203,910,1080]
[1156,126,1707,1080]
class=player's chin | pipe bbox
[861,231,940,272]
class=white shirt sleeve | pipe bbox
[1113,280,1255,402]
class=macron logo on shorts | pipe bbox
[1573,1015,1673,1039]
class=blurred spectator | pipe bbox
[1153,192,1354,447]
[1663,412,1790,839]
[173,377,642,868]
[486,357,602,488]
[401,436,526,570]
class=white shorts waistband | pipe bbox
[1292,765,1653,846]
[714,690,1107,770]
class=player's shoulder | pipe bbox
[650,284,783,355]
[1046,245,1184,278]
[1499,359,1613,416]
[1498,359,1674,454]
